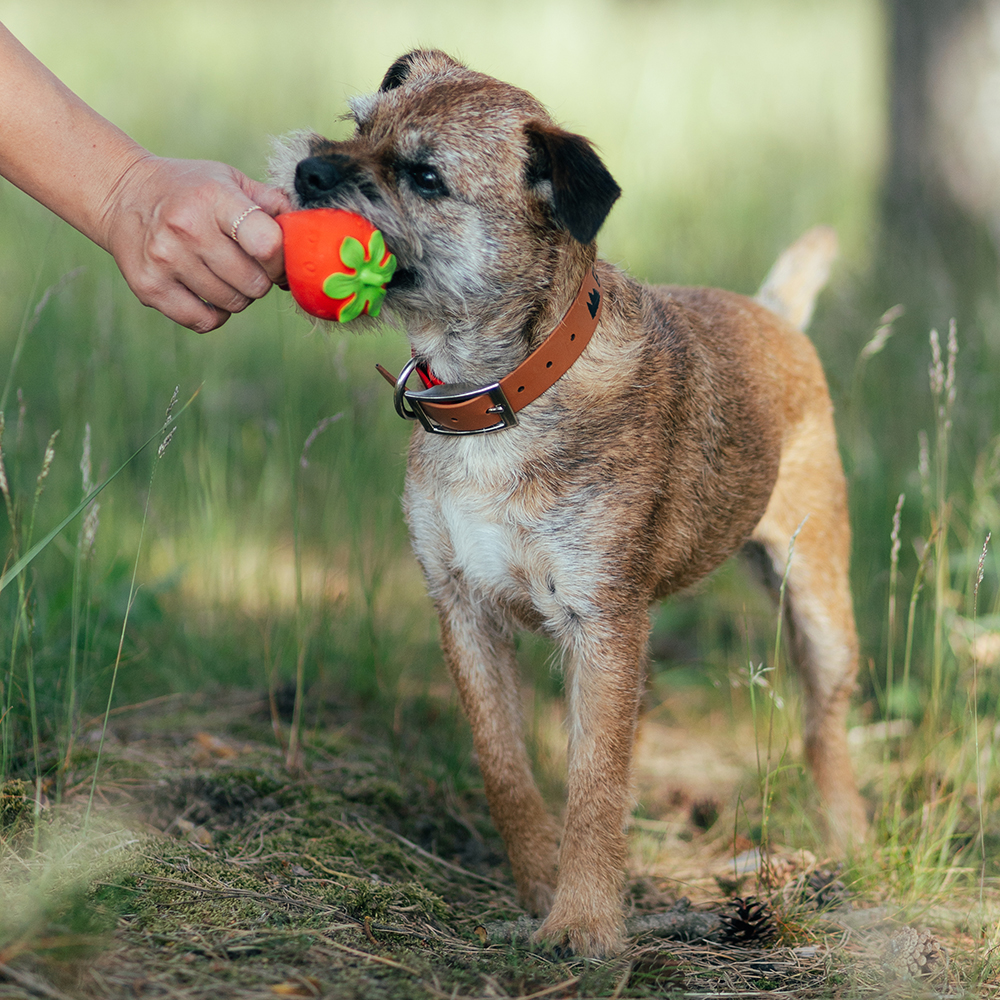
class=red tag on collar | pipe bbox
[415,361,443,389]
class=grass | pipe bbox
[3,0,1000,995]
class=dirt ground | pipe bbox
[0,690,988,999]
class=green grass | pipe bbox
[4,0,1000,993]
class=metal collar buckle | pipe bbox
[392,357,518,435]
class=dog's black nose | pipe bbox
[294,155,351,204]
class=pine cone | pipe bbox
[882,927,947,981]
[761,856,796,888]
[718,896,778,946]
[804,867,848,911]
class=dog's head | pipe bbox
[273,51,620,357]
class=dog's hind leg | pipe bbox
[749,410,867,850]
[437,604,561,916]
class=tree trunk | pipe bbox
[881,0,998,322]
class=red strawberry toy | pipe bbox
[277,209,397,322]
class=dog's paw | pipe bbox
[533,909,625,958]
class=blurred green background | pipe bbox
[1,0,998,811]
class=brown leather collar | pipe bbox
[376,265,603,435]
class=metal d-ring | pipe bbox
[392,356,423,421]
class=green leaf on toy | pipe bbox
[321,229,397,322]
[338,286,382,322]
[367,230,387,265]
[339,236,366,271]
[323,273,360,299]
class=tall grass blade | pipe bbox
[62,425,99,786]
[84,388,182,828]
[24,430,59,838]
[881,493,905,844]
[754,517,805,866]
[973,533,990,905]
[0,387,201,596]
[928,323,957,734]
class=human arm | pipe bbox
[0,22,290,332]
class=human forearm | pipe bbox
[0,23,149,249]
[0,22,291,332]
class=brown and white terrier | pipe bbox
[273,49,866,957]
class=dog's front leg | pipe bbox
[438,605,561,915]
[535,620,646,957]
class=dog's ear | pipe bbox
[379,52,421,92]
[525,121,621,244]
[379,50,463,92]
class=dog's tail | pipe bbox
[755,225,838,331]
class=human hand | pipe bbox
[101,155,292,332]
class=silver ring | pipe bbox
[229,205,263,242]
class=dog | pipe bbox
[272,49,866,957]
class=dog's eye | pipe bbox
[407,164,447,198]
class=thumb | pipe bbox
[243,176,293,218]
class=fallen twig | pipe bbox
[316,936,422,976]
[359,817,512,892]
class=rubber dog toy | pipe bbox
[277,209,397,322]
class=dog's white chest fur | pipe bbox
[438,491,517,591]
[405,436,599,636]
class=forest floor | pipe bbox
[0,689,989,999]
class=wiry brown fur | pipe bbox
[274,50,866,958]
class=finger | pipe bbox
[181,259,256,316]
[141,237,257,318]
[233,208,286,284]
[209,237,273,302]
[189,200,275,300]
[185,303,232,334]
[138,279,233,333]
[124,248,244,329]
[239,179,291,284]
[141,188,272,304]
